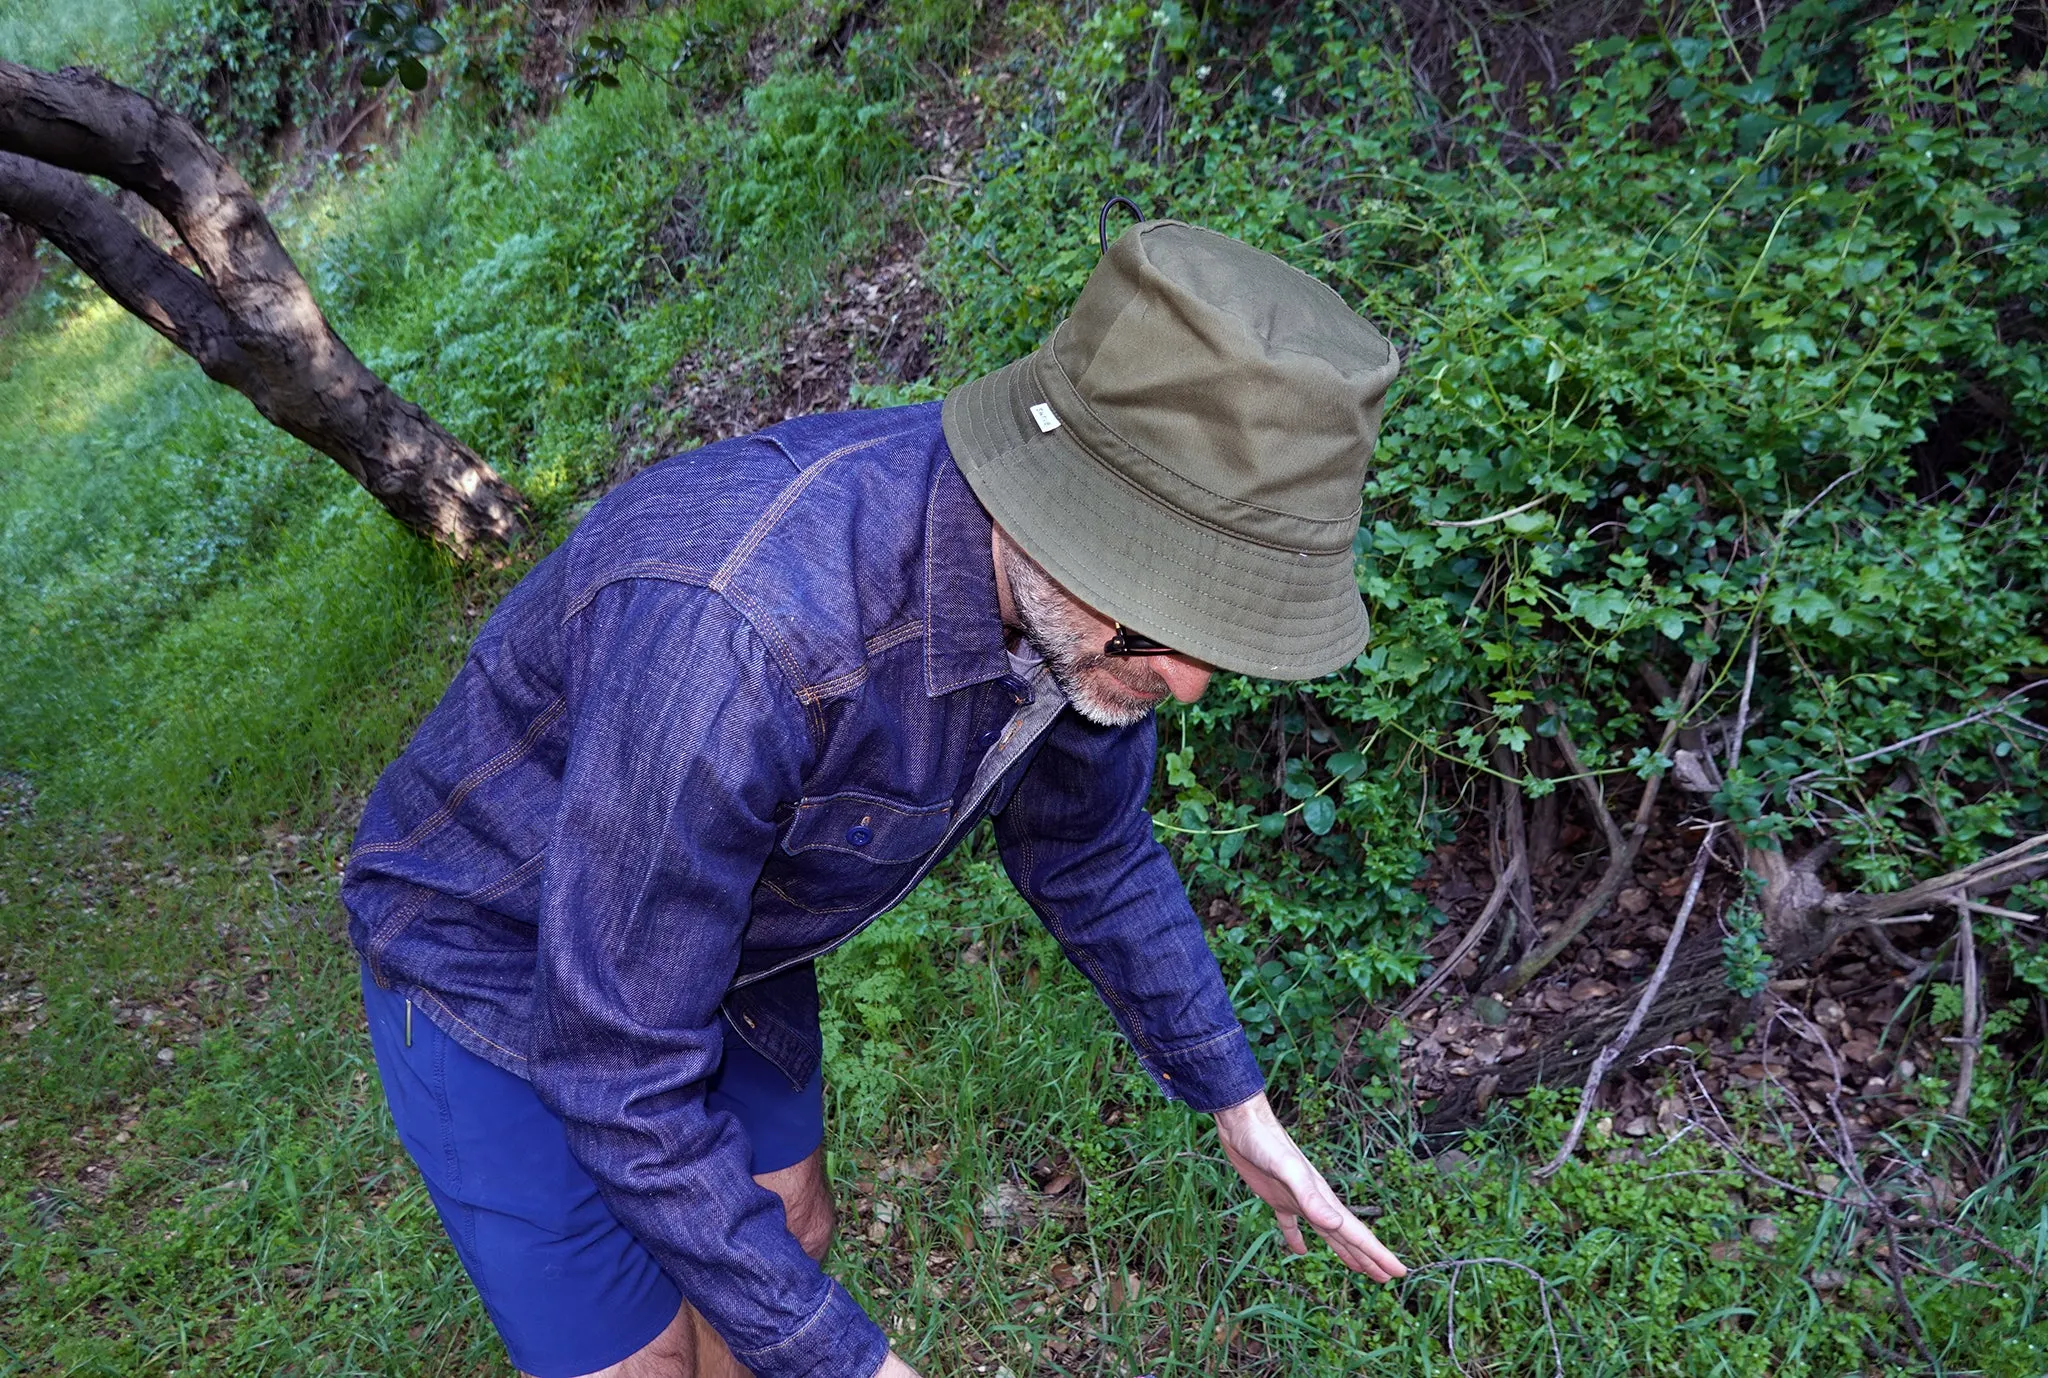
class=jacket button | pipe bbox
[975,729,1000,749]
[846,825,873,847]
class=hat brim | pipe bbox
[942,349,1370,680]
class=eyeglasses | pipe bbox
[1103,622,1177,657]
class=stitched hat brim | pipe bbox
[942,348,1370,680]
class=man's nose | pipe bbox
[1157,655,1213,704]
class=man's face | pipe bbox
[996,532,1213,727]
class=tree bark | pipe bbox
[0,61,525,555]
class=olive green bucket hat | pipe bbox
[941,218,1400,680]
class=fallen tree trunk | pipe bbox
[0,61,525,555]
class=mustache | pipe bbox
[1087,655,1170,701]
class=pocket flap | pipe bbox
[780,791,952,863]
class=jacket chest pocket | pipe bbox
[757,791,953,915]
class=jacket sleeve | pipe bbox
[527,579,888,1378]
[992,710,1265,1112]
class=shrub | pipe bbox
[927,0,2048,1068]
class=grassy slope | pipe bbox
[1,2,2042,1374]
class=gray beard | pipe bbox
[999,541,1163,729]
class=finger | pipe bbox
[1275,1208,1308,1255]
[1287,1184,1404,1280]
[1317,1213,1407,1281]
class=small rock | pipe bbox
[1432,1149,1478,1177]
[1621,1115,1653,1137]
[1748,1216,1779,1245]
[155,1048,175,1065]
[1809,1269,1848,1291]
[1471,995,1509,1027]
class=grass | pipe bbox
[3,0,2046,1373]
[0,0,171,71]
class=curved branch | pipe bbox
[0,61,525,554]
[0,151,260,391]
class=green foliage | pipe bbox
[927,0,2048,1051]
[0,0,174,70]
[1721,897,1772,997]
[5,1,2048,1369]
[345,0,445,92]
[701,70,915,256]
[139,0,351,170]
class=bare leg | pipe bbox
[531,1147,837,1378]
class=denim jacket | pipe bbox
[341,402,1264,1378]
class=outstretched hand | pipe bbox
[1211,1091,1407,1282]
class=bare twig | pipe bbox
[1886,1217,1943,1372]
[1495,745,1538,950]
[1534,824,1720,1178]
[1494,659,1707,997]
[1950,909,1979,1119]
[1727,628,1761,775]
[1835,833,2048,926]
[1957,897,2042,923]
[1404,1257,1567,1378]
[1398,854,1525,1019]
[1546,711,1626,856]
[1789,680,2048,791]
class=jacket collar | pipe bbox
[923,447,1010,697]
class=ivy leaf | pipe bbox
[409,24,446,55]
[1256,812,1287,838]
[397,56,430,91]
[1301,795,1338,836]
[1281,757,1317,800]
[1328,750,1366,780]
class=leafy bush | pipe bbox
[700,70,915,256]
[140,0,353,171]
[928,0,2048,1065]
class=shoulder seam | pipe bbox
[558,570,828,752]
[707,433,896,593]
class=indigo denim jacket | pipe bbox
[342,403,1265,1378]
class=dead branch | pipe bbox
[1726,628,1761,774]
[1789,680,2048,793]
[1534,823,1720,1178]
[1546,711,1626,857]
[1398,852,1525,1020]
[1492,657,1707,998]
[1494,745,1539,951]
[1950,908,1979,1118]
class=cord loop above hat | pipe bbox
[1097,196,1147,256]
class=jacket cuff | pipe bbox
[1139,1025,1266,1112]
[732,1277,890,1378]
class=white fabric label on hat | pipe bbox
[1029,402,1061,433]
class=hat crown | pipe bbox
[1043,221,1397,552]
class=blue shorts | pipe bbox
[361,966,824,1377]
